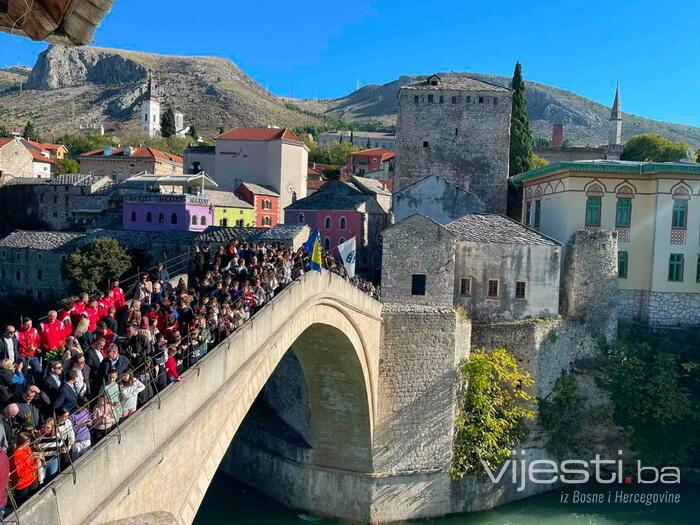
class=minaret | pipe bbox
[608,83,623,157]
[141,74,161,138]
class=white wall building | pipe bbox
[318,131,396,152]
[211,127,309,222]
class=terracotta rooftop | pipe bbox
[79,147,183,165]
[215,127,304,144]
[349,148,395,161]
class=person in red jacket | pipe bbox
[84,298,100,332]
[38,310,69,353]
[111,281,126,312]
[165,346,181,383]
[70,293,89,327]
[9,433,38,505]
[17,318,41,376]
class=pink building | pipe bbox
[123,194,213,232]
[284,177,390,277]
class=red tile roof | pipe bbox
[79,146,183,164]
[0,138,13,147]
[215,127,304,144]
[350,148,395,161]
[25,139,65,152]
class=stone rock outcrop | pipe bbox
[26,45,149,90]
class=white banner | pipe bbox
[337,237,357,279]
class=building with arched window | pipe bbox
[513,160,700,326]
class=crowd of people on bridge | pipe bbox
[0,238,378,515]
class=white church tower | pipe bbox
[607,83,623,158]
[141,75,161,138]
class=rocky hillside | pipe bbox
[0,66,30,92]
[296,74,700,147]
[0,46,328,140]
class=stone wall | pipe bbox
[471,318,600,398]
[262,350,313,445]
[394,87,511,214]
[561,230,618,344]
[374,304,470,473]
[381,214,456,305]
[617,288,648,322]
[647,291,700,326]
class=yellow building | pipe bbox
[513,160,700,326]
[202,190,255,227]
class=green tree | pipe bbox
[56,133,117,157]
[451,348,535,478]
[188,125,198,139]
[63,238,131,294]
[0,125,10,138]
[539,372,586,458]
[56,158,80,175]
[160,106,176,138]
[22,120,40,142]
[599,323,700,466]
[621,134,689,162]
[509,62,534,177]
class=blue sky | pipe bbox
[1,0,699,125]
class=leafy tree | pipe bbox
[22,120,40,142]
[63,238,131,294]
[188,125,198,139]
[539,372,586,458]
[509,62,534,177]
[57,158,80,175]
[57,133,117,157]
[599,323,700,466]
[531,154,549,169]
[532,136,550,148]
[0,125,10,138]
[451,348,535,478]
[621,134,689,162]
[307,141,360,165]
[160,106,176,138]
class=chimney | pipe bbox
[551,123,564,148]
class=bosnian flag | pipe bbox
[337,237,357,278]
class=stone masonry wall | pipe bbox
[374,304,470,474]
[617,289,649,322]
[561,230,618,344]
[471,318,600,398]
[394,87,512,213]
[647,291,700,326]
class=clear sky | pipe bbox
[1,0,699,125]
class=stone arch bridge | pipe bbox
[17,272,472,525]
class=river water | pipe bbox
[194,472,699,525]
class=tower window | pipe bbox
[414,95,419,104]
[171,213,178,225]
[515,281,527,299]
[451,96,457,104]
[423,141,429,148]
[493,97,498,105]
[487,280,499,298]
[455,128,459,137]
[478,96,484,104]
[411,274,426,296]
[460,278,471,296]
[427,95,434,104]
[439,95,444,104]
[466,96,471,103]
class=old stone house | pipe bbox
[382,213,561,321]
[394,74,512,214]
[0,138,36,181]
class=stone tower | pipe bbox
[561,229,619,345]
[393,74,513,214]
[607,83,623,157]
[141,75,161,138]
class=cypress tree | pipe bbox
[509,62,533,176]
[160,106,176,138]
[23,120,40,142]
